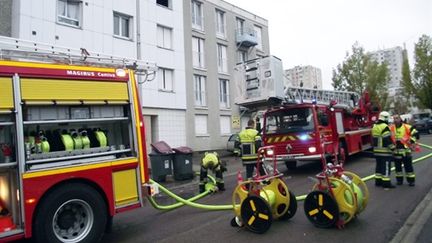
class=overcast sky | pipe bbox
[227,0,432,89]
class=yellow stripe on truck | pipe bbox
[21,78,128,102]
[0,77,13,109]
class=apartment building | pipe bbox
[284,65,323,89]
[183,0,270,151]
[0,0,187,152]
[369,46,404,95]
[0,0,269,152]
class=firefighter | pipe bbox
[390,114,418,186]
[199,152,226,193]
[372,111,396,188]
[238,119,263,179]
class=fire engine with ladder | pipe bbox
[0,36,156,242]
[234,56,380,169]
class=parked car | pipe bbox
[226,134,240,155]
[411,112,432,134]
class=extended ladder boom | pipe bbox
[0,36,157,76]
[285,87,360,107]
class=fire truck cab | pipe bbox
[0,37,155,242]
[234,56,379,169]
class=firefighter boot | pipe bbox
[382,180,395,189]
[396,174,404,185]
[407,173,415,187]
[199,183,205,193]
[217,182,225,191]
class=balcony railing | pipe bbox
[236,28,257,48]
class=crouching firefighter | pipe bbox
[199,152,226,193]
[390,114,418,186]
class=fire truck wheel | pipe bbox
[285,161,297,170]
[279,190,297,220]
[33,183,107,243]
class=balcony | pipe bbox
[236,28,257,48]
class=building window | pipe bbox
[158,68,174,92]
[194,75,206,106]
[157,25,172,49]
[114,12,132,39]
[238,50,247,63]
[157,0,172,9]
[57,0,81,27]
[236,17,244,34]
[254,25,262,50]
[195,115,208,135]
[191,0,203,31]
[215,9,225,38]
[219,79,230,108]
[192,37,205,68]
[220,116,231,135]
[217,44,227,73]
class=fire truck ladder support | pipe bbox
[284,87,360,107]
[148,143,432,211]
[0,36,157,82]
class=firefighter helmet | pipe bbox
[379,111,390,122]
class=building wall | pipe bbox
[284,65,323,89]
[370,46,404,94]
[183,0,269,151]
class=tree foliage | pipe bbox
[411,35,432,110]
[332,42,389,109]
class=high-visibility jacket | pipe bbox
[372,121,394,156]
[238,127,261,160]
[390,123,418,155]
[201,152,221,170]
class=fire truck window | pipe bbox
[266,108,314,134]
[318,111,329,126]
[265,116,277,134]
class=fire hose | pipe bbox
[148,143,432,211]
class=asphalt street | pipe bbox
[100,134,432,243]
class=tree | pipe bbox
[410,35,432,110]
[332,42,389,109]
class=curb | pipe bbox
[390,186,432,243]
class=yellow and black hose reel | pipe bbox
[304,171,369,228]
[231,177,297,234]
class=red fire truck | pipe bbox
[262,87,379,169]
[0,37,155,242]
[234,56,379,169]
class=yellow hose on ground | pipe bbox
[148,143,432,210]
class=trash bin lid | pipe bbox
[173,146,193,154]
[151,141,174,154]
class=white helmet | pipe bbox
[379,111,390,122]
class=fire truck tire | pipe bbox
[285,161,297,170]
[33,183,107,243]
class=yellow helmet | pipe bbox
[379,111,390,122]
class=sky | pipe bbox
[226,0,432,89]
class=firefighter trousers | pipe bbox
[394,153,415,185]
[375,155,393,187]
[243,160,265,179]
